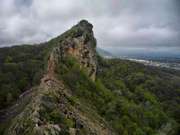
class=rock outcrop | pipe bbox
[4,20,111,135]
[48,20,97,81]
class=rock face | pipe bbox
[4,20,111,135]
[48,20,97,81]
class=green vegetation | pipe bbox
[0,44,179,134]
[39,95,75,134]
[56,56,180,135]
[97,57,180,135]
[0,45,50,109]
[1,20,179,135]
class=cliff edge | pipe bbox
[4,20,112,135]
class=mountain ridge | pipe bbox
[2,20,113,135]
[0,20,179,135]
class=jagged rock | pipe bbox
[4,20,111,135]
[48,20,97,81]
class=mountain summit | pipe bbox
[4,20,111,135]
[47,20,97,81]
[0,20,179,135]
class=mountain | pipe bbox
[0,20,180,135]
[96,48,113,58]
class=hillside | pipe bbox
[96,48,113,58]
[0,20,180,135]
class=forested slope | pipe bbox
[0,20,179,135]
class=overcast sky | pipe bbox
[0,0,180,54]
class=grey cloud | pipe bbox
[0,0,179,55]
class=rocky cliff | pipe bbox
[1,20,178,135]
[4,20,112,135]
[47,20,97,81]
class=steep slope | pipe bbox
[0,45,48,110]
[2,20,112,135]
[0,20,179,135]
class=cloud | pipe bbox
[0,0,179,55]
